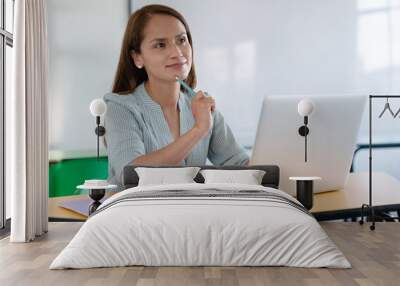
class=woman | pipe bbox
[104,4,249,187]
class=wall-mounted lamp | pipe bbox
[89,99,107,160]
[297,99,314,162]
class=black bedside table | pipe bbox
[77,183,117,215]
[289,177,321,210]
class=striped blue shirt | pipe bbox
[104,82,249,188]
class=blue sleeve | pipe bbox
[207,109,250,166]
[105,101,145,184]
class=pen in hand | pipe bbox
[175,76,197,97]
[175,76,215,112]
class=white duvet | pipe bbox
[50,183,351,269]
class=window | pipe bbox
[357,0,400,74]
[1,0,14,232]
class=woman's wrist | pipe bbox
[191,126,208,139]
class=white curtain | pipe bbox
[9,0,49,242]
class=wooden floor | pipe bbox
[0,222,399,286]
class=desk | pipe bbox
[312,172,400,220]
[48,172,400,221]
[48,192,117,222]
[48,195,88,221]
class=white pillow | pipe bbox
[135,167,201,186]
[200,169,266,185]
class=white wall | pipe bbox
[48,0,400,151]
[47,0,128,153]
[132,0,400,147]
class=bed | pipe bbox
[50,165,350,269]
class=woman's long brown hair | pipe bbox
[112,4,197,95]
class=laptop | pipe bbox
[250,95,366,195]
